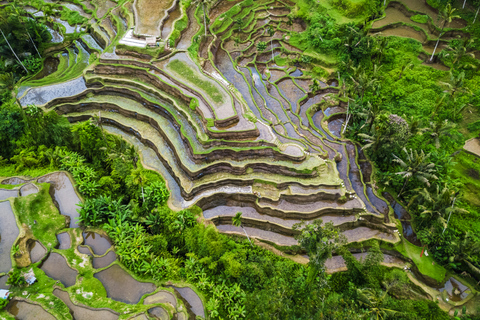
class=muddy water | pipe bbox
[46,26,63,43]
[20,76,87,107]
[161,2,181,40]
[343,227,396,243]
[177,5,200,49]
[312,110,333,139]
[83,232,112,256]
[366,185,388,215]
[374,26,426,43]
[93,251,116,269]
[328,117,344,138]
[0,189,17,200]
[389,198,420,245]
[144,290,177,307]
[37,172,82,228]
[0,275,9,289]
[169,286,205,318]
[57,232,71,250]
[324,106,346,117]
[7,300,56,320]
[0,201,19,273]
[372,7,436,38]
[438,277,470,301]
[1,177,29,185]
[148,307,169,319]
[53,288,119,320]
[399,0,466,29]
[40,252,78,287]
[20,183,39,196]
[77,245,93,256]
[82,34,103,51]
[31,57,59,80]
[29,241,47,263]
[94,264,156,304]
[217,224,298,246]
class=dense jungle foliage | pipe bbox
[1,0,480,319]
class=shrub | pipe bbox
[411,14,429,24]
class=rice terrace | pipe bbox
[0,0,480,318]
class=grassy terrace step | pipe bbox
[86,70,260,141]
[51,86,308,162]
[208,208,394,238]
[204,205,357,230]
[154,52,237,123]
[18,41,90,100]
[56,96,323,178]
[96,57,240,129]
[65,110,343,198]
[216,223,399,247]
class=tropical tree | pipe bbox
[266,24,275,61]
[130,167,148,203]
[392,148,438,198]
[447,232,480,270]
[257,41,267,51]
[194,0,211,37]
[232,211,252,246]
[408,184,465,228]
[424,119,455,148]
[357,288,400,320]
[430,3,461,61]
[0,27,28,73]
[358,130,383,154]
[0,72,22,107]
[441,38,475,66]
[309,79,321,93]
[293,219,346,284]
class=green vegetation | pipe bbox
[2,0,480,318]
[411,14,430,24]
[168,59,224,103]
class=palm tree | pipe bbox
[408,184,465,228]
[424,119,455,148]
[441,38,475,65]
[357,288,400,319]
[474,5,480,24]
[449,232,480,275]
[0,72,23,108]
[130,168,148,203]
[441,71,467,99]
[232,212,252,246]
[12,3,42,59]
[430,4,461,61]
[195,0,211,37]
[392,148,438,198]
[233,36,241,47]
[266,25,275,61]
[0,27,28,73]
[359,101,381,133]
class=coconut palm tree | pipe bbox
[266,25,275,61]
[193,0,212,37]
[424,119,455,148]
[392,148,438,198]
[474,5,480,24]
[409,185,466,233]
[232,212,252,246]
[0,27,28,73]
[430,3,461,61]
[12,3,42,59]
[357,288,400,319]
[0,72,23,108]
[130,168,147,203]
[441,38,475,66]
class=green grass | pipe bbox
[0,164,53,179]
[411,14,429,24]
[12,183,66,249]
[167,59,224,104]
[451,151,480,240]
[395,239,447,282]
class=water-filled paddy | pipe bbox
[40,252,78,287]
[94,264,156,304]
[0,201,19,273]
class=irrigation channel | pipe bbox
[0,0,476,317]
